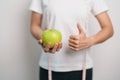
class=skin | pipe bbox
[30,12,62,53]
[69,12,114,51]
[30,11,114,53]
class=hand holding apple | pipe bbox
[38,29,62,53]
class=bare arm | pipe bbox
[30,11,62,53]
[30,11,43,40]
[69,12,114,51]
[91,12,114,45]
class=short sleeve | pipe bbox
[91,0,109,16]
[29,0,43,14]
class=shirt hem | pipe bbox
[39,63,93,72]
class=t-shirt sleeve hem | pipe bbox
[93,8,109,16]
[29,7,43,14]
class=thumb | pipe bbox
[38,39,43,45]
[77,23,84,34]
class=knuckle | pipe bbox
[51,50,55,54]
[75,41,79,45]
[44,47,49,52]
[60,44,62,48]
[44,49,48,52]
[56,49,59,51]
[74,48,79,51]
[76,45,80,48]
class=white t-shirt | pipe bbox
[29,0,108,72]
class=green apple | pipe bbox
[42,29,62,48]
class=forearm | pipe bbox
[31,25,43,40]
[90,26,114,45]
[30,12,43,40]
[90,12,114,45]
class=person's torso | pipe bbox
[39,0,93,71]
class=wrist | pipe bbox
[89,36,96,46]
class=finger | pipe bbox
[69,45,87,51]
[38,39,43,45]
[77,23,85,34]
[51,43,58,53]
[69,42,79,48]
[69,41,88,49]
[44,43,51,52]
[69,35,79,40]
[59,42,62,49]
[78,45,89,50]
[69,39,79,45]
[69,46,79,51]
[69,42,87,48]
[60,42,62,49]
[70,46,85,51]
[56,42,62,51]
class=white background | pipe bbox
[0,0,120,80]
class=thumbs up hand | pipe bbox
[69,23,94,51]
